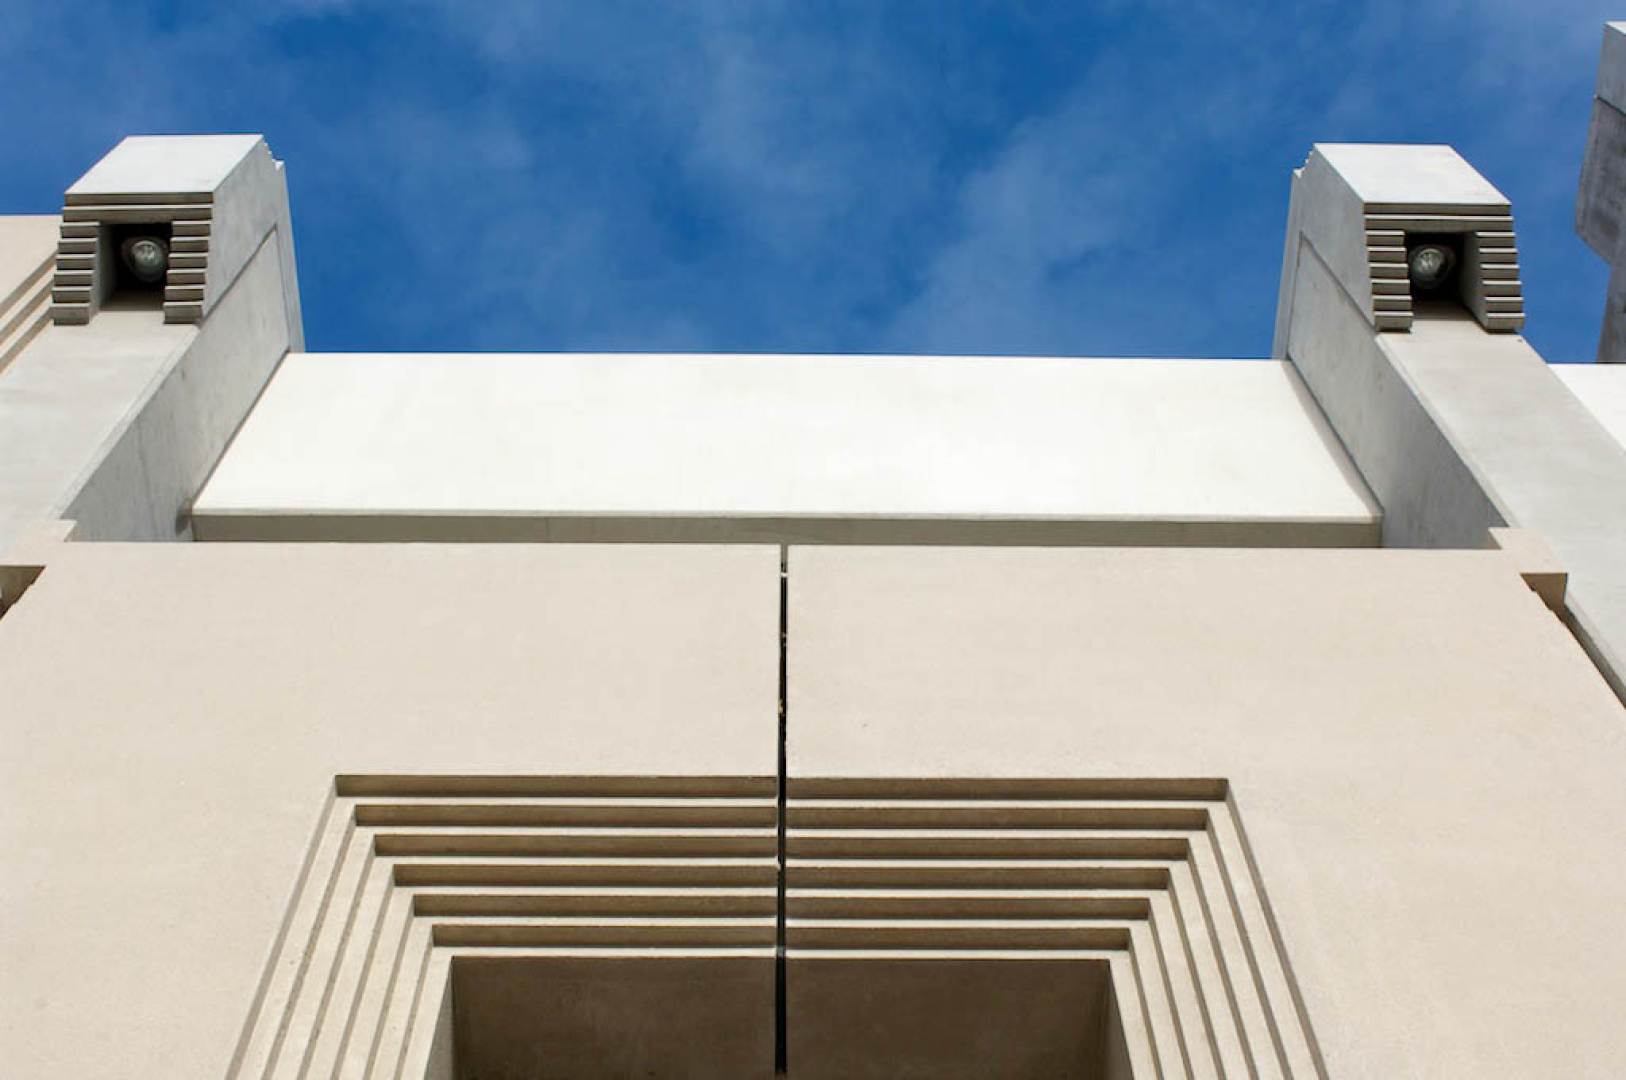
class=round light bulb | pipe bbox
[120,235,169,285]
[1407,243,1455,291]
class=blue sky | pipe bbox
[0,2,1617,361]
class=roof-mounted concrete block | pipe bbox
[1578,22,1626,362]
[52,135,294,329]
[1277,144,1524,349]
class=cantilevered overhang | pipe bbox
[193,353,1380,545]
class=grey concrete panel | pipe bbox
[1289,149,1373,329]
[272,162,304,352]
[1600,264,1626,365]
[203,137,291,318]
[1270,169,1304,359]
[1595,22,1626,112]
[1576,99,1626,263]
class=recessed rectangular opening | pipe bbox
[104,221,171,309]
[441,954,775,1080]
[787,956,1127,1079]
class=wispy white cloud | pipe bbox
[0,2,1617,359]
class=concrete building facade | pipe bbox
[6,28,1626,1080]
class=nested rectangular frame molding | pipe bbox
[230,775,1321,1080]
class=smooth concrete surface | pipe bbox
[1554,362,1626,447]
[0,541,779,1079]
[192,353,1380,546]
[193,136,300,323]
[65,134,263,199]
[0,303,195,550]
[786,545,1626,1079]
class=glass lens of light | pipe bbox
[1408,244,1454,290]
[121,236,168,284]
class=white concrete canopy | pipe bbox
[193,352,1380,545]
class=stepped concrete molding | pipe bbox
[240,773,1317,1080]
[784,778,1319,1080]
[1578,22,1626,361]
[234,776,778,1080]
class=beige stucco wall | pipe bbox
[788,546,1626,1079]
[0,541,779,1079]
[3,538,1625,1077]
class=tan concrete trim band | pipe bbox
[194,510,1382,548]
